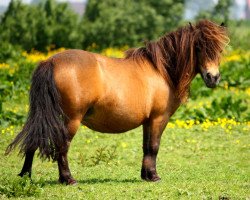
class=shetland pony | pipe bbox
[6,20,229,185]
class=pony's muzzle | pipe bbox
[203,72,221,88]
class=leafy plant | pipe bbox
[89,145,118,166]
[0,174,43,198]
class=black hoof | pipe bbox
[59,177,77,185]
[141,168,161,182]
[18,172,31,177]
[142,174,161,182]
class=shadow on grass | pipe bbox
[78,178,141,184]
[43,178,141,185]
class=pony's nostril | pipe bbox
[206,72,212,80]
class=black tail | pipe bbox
[5,60,68,161]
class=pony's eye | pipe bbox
[196,46,201,52]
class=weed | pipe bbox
[0,174,43,198]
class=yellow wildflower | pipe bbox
[0,63,10,69]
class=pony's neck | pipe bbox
[146,26,197,102]
[125,25,198,102]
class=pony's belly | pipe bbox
[82,119,141,133]
[82,106,144,133]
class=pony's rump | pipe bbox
[5,60,68,160]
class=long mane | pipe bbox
[125,20,229,102]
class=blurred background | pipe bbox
[0,0,249,53]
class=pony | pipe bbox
[6,20,229,185]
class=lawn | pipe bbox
[0,121,249,199]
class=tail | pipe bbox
[5,60,69,161]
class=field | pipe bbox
[0,48,250,199]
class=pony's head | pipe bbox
[194,20,229,88]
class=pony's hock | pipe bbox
[6,20,229,185]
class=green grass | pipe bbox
[0,124,249,199]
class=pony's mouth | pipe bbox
[201,71,221,88]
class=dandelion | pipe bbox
[191,139,197,143]
[121,142,127,148]
[0,63,10,69]
[224,82,229,90]
[167,122,175,128]
[86,139,91,143]
[245,87,250,96]
[235,140,240,144]
[101,47,128,58]
[22,48,66,63]
[195,120,200,125]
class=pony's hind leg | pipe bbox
[19,151,36,177]
[57,118,81,185]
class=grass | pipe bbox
[0,123,249,199]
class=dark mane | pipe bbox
[125,20,229,102]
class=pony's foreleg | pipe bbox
[57,118,81,185]
[19,151,36,177]
[141,115,168,182]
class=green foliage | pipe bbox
[0,174,43,198]
[221,58,250,89]
[0,0,39,50]
[212,0,233,24]
[0,0,80,51]
[0,42,23,63]
[82,0,184,49]
[0,0,184,51]
[195,0,233,24]
[0,56,34,126]
[36,0,82,50]
[174,94,249,122]
[142,0,184,32]
[229,20,250,50]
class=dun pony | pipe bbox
[6,20,229,184]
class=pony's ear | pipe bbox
[220,22,225,27]
[189,22,194,30]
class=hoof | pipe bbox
[142,175,161,182]
[149,175,161,182]
[18,172,31,178]
[68,179,77,185]
[59,177,77,185]
[141,168,161,182]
